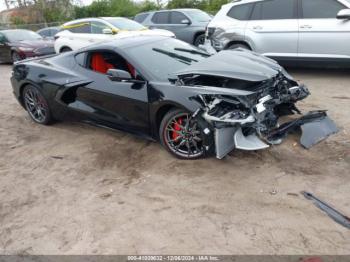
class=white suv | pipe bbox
[206,0,350,64]
[54,17,175,53]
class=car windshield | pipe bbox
[185,10,212,22]
[3,30,42,42]
[127,38,210,81]
[104,18,146,31]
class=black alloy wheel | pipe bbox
[23,85,52,125]
[160,109,205,159]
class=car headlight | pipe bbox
[18,47,34,52]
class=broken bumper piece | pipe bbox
[214,111,338,159]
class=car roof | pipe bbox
[37,27,59,31]
[63,17,129,26]
[154,8,203,12]
[137,8,204,15]
[228,0,263,5]
[0,29,34,34]
[86,35,168,50]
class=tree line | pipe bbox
[2,0,230,24]
[74,0,230,18]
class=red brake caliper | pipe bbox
[172,118,183,141]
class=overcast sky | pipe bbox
[0,0,95,12]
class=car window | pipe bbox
[39,29,50,37]
[152,12,170,24]
[185,10,211,22]
[91,21,111,34]
[77,51,137,78]
[75,52,87,67]
[50,28,59,36]
[3,30,42,41]
[301,0,346,19]
[251,0,295,20]
[104,18,146,31]
[170,11,188,24]
[134,13,149,23]
[227,3,254,20]
[66,22,91,33]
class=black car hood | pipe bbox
[10,39,54,48]
[176,49,282,82]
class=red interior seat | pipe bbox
[91,53,115,74]
[127,62,136,78]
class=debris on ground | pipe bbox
[302,191,350,230]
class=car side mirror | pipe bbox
[337,9,350,19]
[102,28,113,34]
[181,19,191,25]
[107,69,132,81]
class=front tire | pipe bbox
[23,85,52,125]
[159,109,207,159]
[194,34,205,47]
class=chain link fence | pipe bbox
[0,21,62,31]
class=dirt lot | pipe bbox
[0,64,349,255]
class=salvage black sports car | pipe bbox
[11,36,338,159]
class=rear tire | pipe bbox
[23,85,53,125]
[159,109,209,160]
[60,47,72,53]
[227,43,251,50]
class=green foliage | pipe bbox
[74,0,228,19]
[10,16,25,26]
[205,0,230,13]
[74,0,159,19]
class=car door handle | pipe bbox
[253,26,263,30]
[88,39,95,43]
[300,25,312,29]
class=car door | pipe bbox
[66,22,93,50]
[89,21,114,44]
[167,11,193,43]
[72,51,150,134]
[245,0,299,58]
[0,33,11,63]
[148,11,171,31]
[298,0,350,59]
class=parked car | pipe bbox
[135,9,211,46]
[37,26,60,40]
[0,29,55,63]
[54,17,175,53]
[11,36,337,159]
[206,0,350,65]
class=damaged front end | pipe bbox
[178,67,338,159]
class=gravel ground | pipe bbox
[0,64,349,255]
